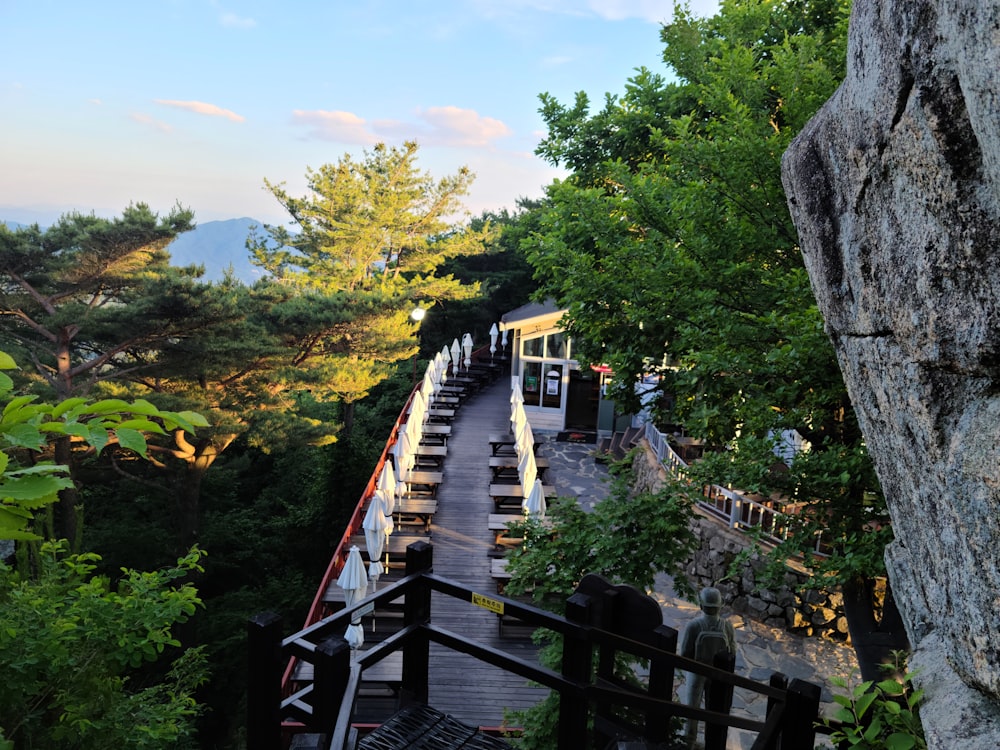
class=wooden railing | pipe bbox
[644,422,828,555]
[249,542,823,750]
[279,343,497,711]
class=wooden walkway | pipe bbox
[423,378,548,726]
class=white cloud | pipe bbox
[130,112,173,133]
[292,107,512,149]
[413,106,512,147]
[291,110,378,145]
[154,99,245,122]
[219,11,256,29]
[471,0,717,23]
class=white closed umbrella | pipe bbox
[523,478,547,518]
[516,419,535,458]
[451,338,461,375]
[420,369,435,405]
[461,332,473,370]
[519,449,537,496]
[510,379,524,406]
[489,323,499,361]
[378,462,397,516]
[363,498,391,590]
[511,401,528,435]
[336,546,368,648]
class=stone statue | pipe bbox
[680,587,737,748]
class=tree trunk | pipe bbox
[842,575,910,682]
[174,436,236,554]
[52,435,81,549]
[341,401,356,439]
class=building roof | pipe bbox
[500,298,564,328]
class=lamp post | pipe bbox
[410,307,426,386]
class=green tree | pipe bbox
[0,350,208,748]
[525,0,906,679]
[503,459,697,749]
[0,204,228,544]
[248,141,488,433]
[0,542,207,749]
[422,200,543,353]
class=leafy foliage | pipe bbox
[0,349,205,541]
[823,654,926,750]
[0,541,207,748]
[523,0,905,673]
[248,142,489,415]
[504,455,697,748]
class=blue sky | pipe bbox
[1,0,718,226]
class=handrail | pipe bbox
[250,560,822,750]
[280,384,420,693]
[643,422,828,555]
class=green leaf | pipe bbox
[0,474,72,504]
[88,426,109,454]
[855,690,877,719]
[178,410,210,428]
[124,398,161,416]
[0,351,16,369]
[2,423,45,450]
[2,394,39,416]
[51,397,88,418]
[883,699,901,715]
[886,732,917,750]
[115,418,167,435]
[115,427,148,457]
[878,678,905,695]
[863,716,882,741]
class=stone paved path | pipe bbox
[543,437,857,748]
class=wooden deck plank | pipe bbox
[421,377,550,726]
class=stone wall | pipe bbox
[631,441,852,642]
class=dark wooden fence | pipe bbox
[248,542,822,750]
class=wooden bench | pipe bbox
[349,532,432,569]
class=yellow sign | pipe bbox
[472,592,505,615]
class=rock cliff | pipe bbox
[781,0,1000,744]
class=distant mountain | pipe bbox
[167,217,267,284]
[3,216,268,285]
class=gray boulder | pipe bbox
[781,0,1000,744]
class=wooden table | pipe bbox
[399,469,443,498]
[488,433,546,456]
[489,455,550,481]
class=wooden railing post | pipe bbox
[646,624,678,743]
[312,636,351,734]
[766,672,788,721]
[559,592,593,750]
[401,541,433,706]
[778,678,821,750]
[247,612,283,750]
[704,650,736,750]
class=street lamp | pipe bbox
[411,307,426,386]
